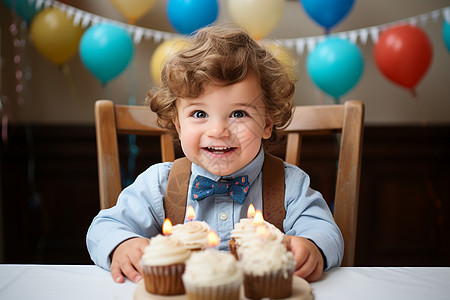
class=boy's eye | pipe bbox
[231,110,248,118]
[191,110,208,118]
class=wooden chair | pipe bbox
[95,99,364,267]
[95,100,175,210]
[283,100,364,267]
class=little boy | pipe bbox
[87,25,343,284]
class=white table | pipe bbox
[0,265,449,300]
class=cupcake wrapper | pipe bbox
[182,276,242,300]
[244,269,294,300]
[142,263,185,295]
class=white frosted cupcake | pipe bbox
[171,221,211,251]
[229,218,285,259]
[140,234,191,295]
[182,249,243,300]
[239,238,296,299]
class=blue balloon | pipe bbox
[3,0,40,24]
[300,0,355,33]
[79,23,134,85]
[306,37,364,99]
[167,0,219,35]
[443,20,450,53]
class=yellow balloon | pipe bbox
[262,41,298,81]
[109,0,157,24]
[227,0,285,40]
[30,8,84,66]
[150,39,190,83]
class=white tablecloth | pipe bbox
[0,265,449,300]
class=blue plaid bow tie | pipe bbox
[191,175,250,204]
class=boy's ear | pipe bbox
[262,116,273,140]
[173,116,181,136]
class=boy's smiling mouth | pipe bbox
[203,146,236,154]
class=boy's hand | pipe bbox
[285,235,324,282]
[110,237,150,283]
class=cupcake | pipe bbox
[171,220,211,251]
[229,217,285,259]
[140,234,191,295]
[182,249,243,300]
[238,238,296,299]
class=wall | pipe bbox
[1,0,449,125]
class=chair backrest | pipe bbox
[94,99,364,267]
[283,100,364,267]
[95,100,175,210]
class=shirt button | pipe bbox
[219,212,228,221]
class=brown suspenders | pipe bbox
[164,153,286,232]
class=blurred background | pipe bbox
[1,0,449,266]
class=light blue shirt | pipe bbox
[86,148,344,270]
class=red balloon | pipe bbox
[374,24,433,90]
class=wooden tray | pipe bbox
[134,276,314,300]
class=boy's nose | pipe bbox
[206,119,231,138]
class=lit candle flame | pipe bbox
[247,204,256,219]
[186,205,195,221]
[253,209,264,226]
[207,230,220,247]
[162,218,173,235]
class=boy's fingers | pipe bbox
[110,261,125,283]
[304,264,322,282]
[294,256,316,279]
[131,249,145,275]
[121,259,141,283]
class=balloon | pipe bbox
[300,0,355,33]
[167,0,219,35]
[150,38,190,83]
[443,20,450,53]
[79,23,134,84]
[3,0,40,24]
[374,24,433,91]
[227,0,284,40]
[109,0,157,24]
[30,8,84,66]
[262,41,298,80]
[307,37,364,99]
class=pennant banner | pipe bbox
[29,0,450,54]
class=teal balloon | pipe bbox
[167,0,219,35]
[307,37,364,99]
[443,20,450,53]
[3,0,40,24]
[79,23,134,84]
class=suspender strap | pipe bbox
[164,153,285,231]
[164,157,191,225]
[262,153,286,232]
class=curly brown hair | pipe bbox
[146,24,296,146]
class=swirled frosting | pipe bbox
[238,238,296,277]
[141,234,191,266]
[171,221,211,250]
[182,249,243,286]
[230,218,285,246]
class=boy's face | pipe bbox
[174,73,273,176]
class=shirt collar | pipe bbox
[191,147,265,185]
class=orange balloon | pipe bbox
[30,8,84,66]
[374,24,433,90]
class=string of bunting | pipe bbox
[34,0,450,54]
